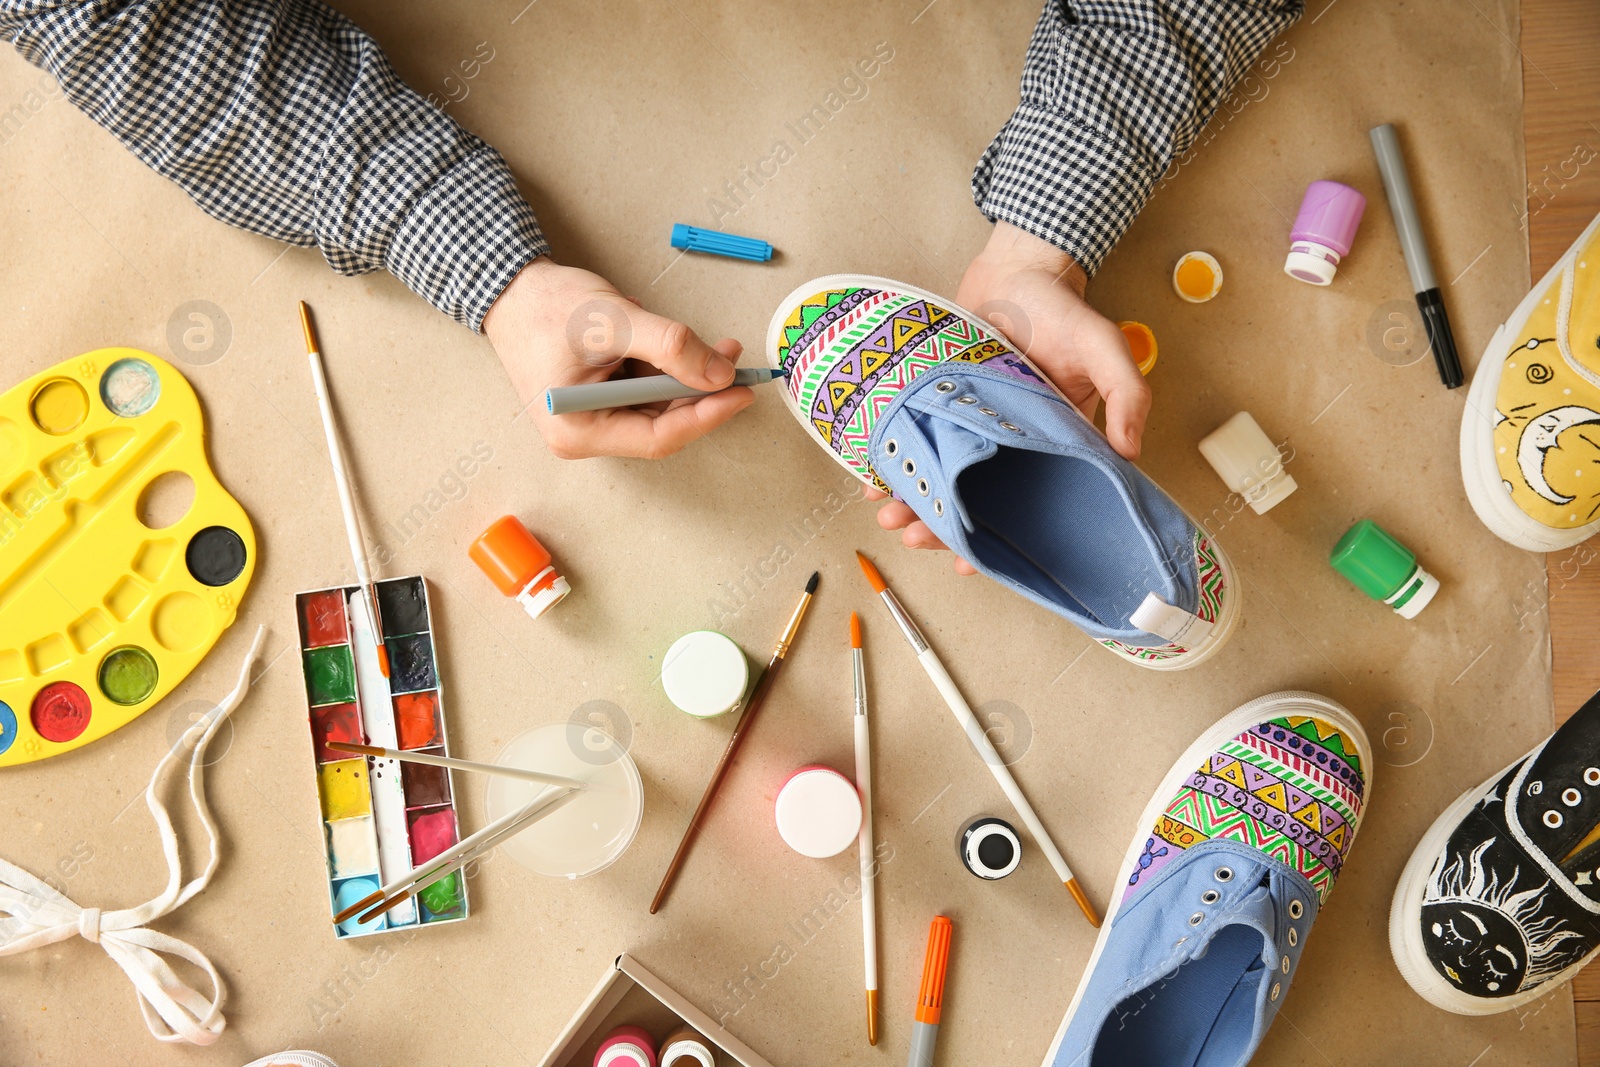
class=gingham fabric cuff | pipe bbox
[386,144,550,332]
[972,102,1153,278]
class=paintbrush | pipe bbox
[854,551,1100,929]
[649,571,820,914]
[326,741,588,790]
[335,785,579,924]
[355,787,582,925]
[301,301,389,678]
[852,611,880,1046]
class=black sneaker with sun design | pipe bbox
[1390,688,1600,1014]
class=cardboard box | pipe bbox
[537,954,776,1067]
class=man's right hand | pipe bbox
[483,257,753,460]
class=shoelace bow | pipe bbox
[0,626,267,1045]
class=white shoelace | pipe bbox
[0,626,267,1046]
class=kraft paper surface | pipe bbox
[0,1,1568,1064]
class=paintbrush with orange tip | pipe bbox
[854,551,1100,928]
[851,610,880,1045]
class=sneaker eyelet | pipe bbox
[1188,912,1204,927]
[1270,982,1280,1001]
[979,407,998,416]
[885,439,899,456]
[1281,955,1291,974]
[1214,867,1234,883]
[935,381,956,394]
[916,479,930,496]
[1288,899,1303,919]
[902,459,916,476]
[1544,809,1564,828]
[1564,787,1583,807]
[1000,421,1021,432]
[957,396,978,405]
[1288,928,1298,946]
[1587,768,1600,786]
[1200,889,1220,904]
[933,499,944,516]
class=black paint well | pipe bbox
[386,633,438,695]
[185,525,247,586]
[376,577,429,638]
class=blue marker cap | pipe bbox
[670,223,773,262]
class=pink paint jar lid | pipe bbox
[775,765,862,858]
[595,1025,657,1067]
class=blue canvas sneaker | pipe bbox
[767,275,1239,670]
[1043,692,1370,1066]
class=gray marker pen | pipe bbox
[545,367,784,415]
[1369,123,1465,388]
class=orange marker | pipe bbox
[908,916,953,1067]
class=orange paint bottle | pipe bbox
[468,515,571,619]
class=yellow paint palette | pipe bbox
[0,349,254,767]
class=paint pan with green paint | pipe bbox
[303,644,357,706]
[98,645,159,705]
[418,871,464,918]
[1330,519,1441,619]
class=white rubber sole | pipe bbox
[1387,746,1600,1015]
[1039,692,1371,1066]
[765,274,1240,671]
[1460,210,1600,551]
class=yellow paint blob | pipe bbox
[30,379,89,435]
[319,758,372,821]
[1119,321,1158,376]
[1173,252,1223,303]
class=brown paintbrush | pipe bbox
[649,571,819,914]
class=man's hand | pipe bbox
[872,221,1152,573]
[484,257,753,459]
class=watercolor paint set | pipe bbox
[537,954,775,1067]
[295,576,468,938]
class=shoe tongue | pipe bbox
[1567,246,1600,376]
[903,409,1000,531]
[1511,700,1600,901]
[1190,878,1278,969]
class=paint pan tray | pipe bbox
[296,577,469,938]
[0,350,255,767]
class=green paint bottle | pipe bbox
[1330,519,1440,619]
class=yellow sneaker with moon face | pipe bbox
[1463,211,1600,550]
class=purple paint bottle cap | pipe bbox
[1285,180,1366,286]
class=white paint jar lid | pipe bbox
[775,766,862,858]
[659,1037,715,1067]
[662,631,748,718]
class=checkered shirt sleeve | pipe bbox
[0,0,548,331]
[974,0,1303,275]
